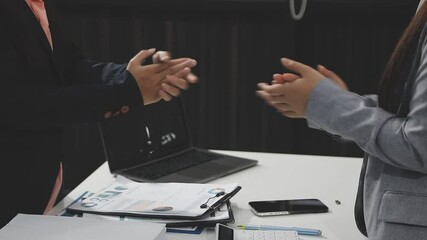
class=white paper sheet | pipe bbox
[0,214,166,240]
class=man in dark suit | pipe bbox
[0,0,198,228]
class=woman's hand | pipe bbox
[257,58,325,118]
[271,64,348,91]
[316,64,348,91]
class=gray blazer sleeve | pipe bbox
[305,34,427,173]
[306,93,377,131]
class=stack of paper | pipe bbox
[0,214,166,240]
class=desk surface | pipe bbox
[51,150,367,240]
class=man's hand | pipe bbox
[126,49,198,105]
[153,50,199,89]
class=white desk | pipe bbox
[51,150,367,240]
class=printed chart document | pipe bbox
[0,214,166,240]
[67,176,240,219]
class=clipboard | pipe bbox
[66,180,241,220]
[62,192,235,228]
[164,201,235,228]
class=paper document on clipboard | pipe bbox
[67,176,240,219]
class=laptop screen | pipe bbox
[100,98,192,172]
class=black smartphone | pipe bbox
[248,198,329,216]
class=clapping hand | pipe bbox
[127,49,198,105]
[257,58,348,118]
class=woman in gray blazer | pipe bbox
[257,1,427,239]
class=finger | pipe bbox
[256,90,288,105]
[256,90,287,107]
[257,82,287,96]
[159,89,172,102]
[185,73,199,84]
[269,95,287,105]
[272,74,284,84]
[273,103,292,112]
[153,51,172,63]
[274,107,300,118]
[282,73,300,81]
[161,83,181,97]
[163,74,189,90]
[281,58,314,76]
[144,58,188,73]
[256,90,274,106]
[317,65,339,80]
[257,83,276,95]
[272,73,300,84]
[257,82,272,91]
[153,58,194,73]
[281,111,300,118]
[257,83,274,95]
[163,59,197,76]
[163,67,195,88]
[173,67,191,78]
[317,65,349,90]
[130,48,156,66]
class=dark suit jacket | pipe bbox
[0,0,143,228]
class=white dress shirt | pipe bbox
[418,0,425,12]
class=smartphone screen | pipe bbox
[248,199,329,216]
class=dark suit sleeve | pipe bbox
[0,33,144,128]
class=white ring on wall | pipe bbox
[290,0,308,21]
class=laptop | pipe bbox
[99,97,258,183]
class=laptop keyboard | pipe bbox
[126,150,220,180]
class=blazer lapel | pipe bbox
[20,1,54,56]
[17,0,65,84]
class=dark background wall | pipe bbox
[56,0,420,195]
